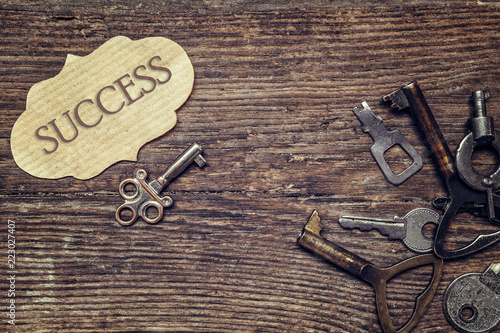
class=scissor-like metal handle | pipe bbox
[115,143,206,226]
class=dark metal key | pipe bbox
[297,210,443,333]
[353,101,423,185]
[383,82,500,259]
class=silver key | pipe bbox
[353,101,423,185]
[338,208,439,253]
[443,263,500,333]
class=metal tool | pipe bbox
[297,210,443,333]
[383,82,500,259]
[115,143,206,226]
[443,263,500,333]
[339,208,439,253]
[468,91,495,145]
[353,101,423,185]
[456,91,500,222]
[434,92,500,221]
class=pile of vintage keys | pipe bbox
[115,82,499,332]
[299,82,500,333]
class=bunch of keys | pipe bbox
[383,83,500,259]
[443,263,500,333]
[115,143,206,226]
[297,210,443,333]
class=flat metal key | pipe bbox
[353,101,423,185]
[116,143,206,226]
[297,210,443,333]
[339,208,440,253]
[443,263,500,333]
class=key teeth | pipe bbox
[361,101,370,110]
[490,263,500,274]
[194,155,206,167]
[340,221,398,239]
[480,262,500,293]
[382,89,409,111]
[352,107,367,133]
[305,210,324,235]
[339,219,378,233]
[353,101,372,113]
[353,102,382,133]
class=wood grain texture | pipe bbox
[1,2,500,332]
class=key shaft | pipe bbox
[383,81,456,185]
[339,216,407,240]
[299,211,371,279]
[150,143,206,193]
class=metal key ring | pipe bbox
[115,203,139,226]
[139,200,164,224]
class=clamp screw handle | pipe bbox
[470,90,494,145]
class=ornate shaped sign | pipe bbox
[11,36,194,179]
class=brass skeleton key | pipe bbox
[116,143,206,226]
[297,210,443,333]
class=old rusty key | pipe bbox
[297,210,443,333]
[115,143,206,226]
[353,101,423,185]
[383,82,500,259]
[443,263,500,333]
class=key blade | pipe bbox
[304,210,324,236]
[382,88,410,111]
[339,216,407,240]
[194,154,207,167]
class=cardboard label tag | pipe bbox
[11,36,194,179]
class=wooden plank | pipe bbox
[1,0,479,13]
[1,3,500,332]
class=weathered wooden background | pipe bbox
[1,1,500,332]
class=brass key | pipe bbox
[297,210,443,333]
[116,143,206,226]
